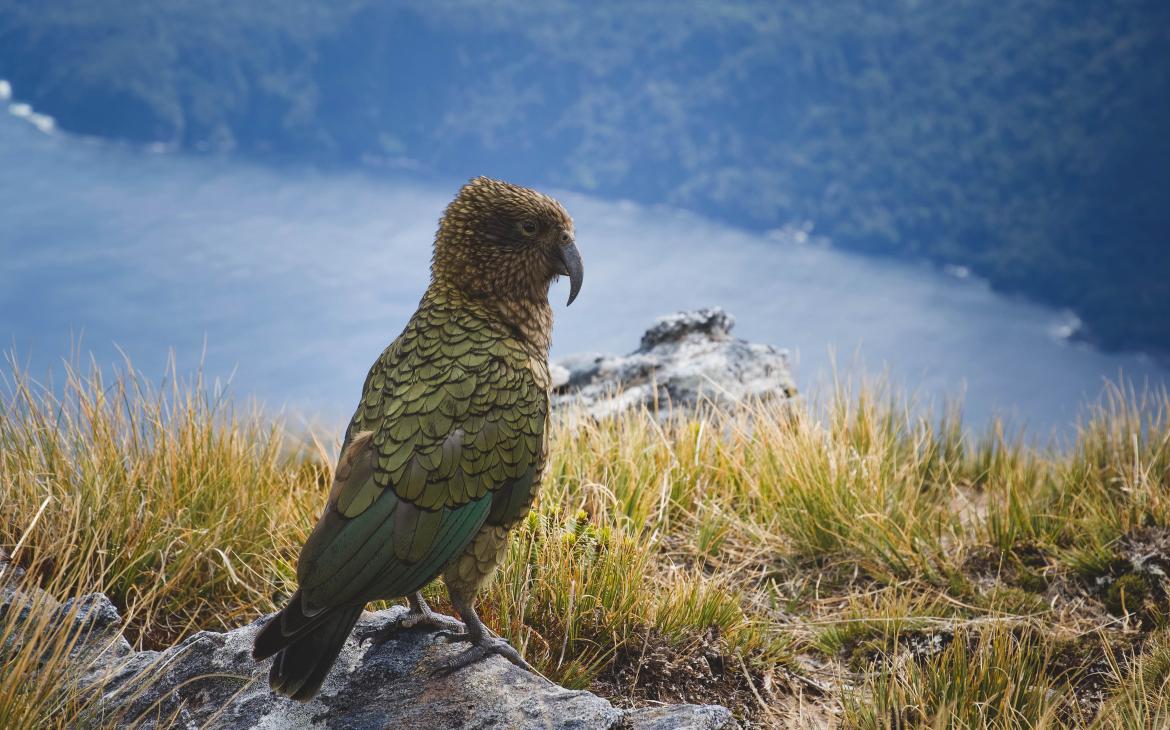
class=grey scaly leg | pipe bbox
[372,592,463,643]
[432,592,534,675]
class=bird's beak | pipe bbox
[554,239,584,306]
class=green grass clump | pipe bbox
[1104,574,1151,617]
[3,355,1170,727]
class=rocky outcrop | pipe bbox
[0,573,736,729]
[552,308,796,418]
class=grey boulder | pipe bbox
[553,308,796,418]
[1,577,736,729]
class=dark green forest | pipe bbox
[2,0,1167,355]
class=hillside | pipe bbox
[1,0,1168,355]
[2,337,1170,726]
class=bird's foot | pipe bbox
[372,606,464,644]
[432,633,535,676]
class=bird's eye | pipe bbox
[520,220,538,235]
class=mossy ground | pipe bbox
[2,356,1169,728]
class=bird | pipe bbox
[252,176,583,701]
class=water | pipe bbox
[2,106,1165,438]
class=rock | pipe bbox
[550,361,572,390]
[0,573,737,729]
[553,308,796,418]
[624,704,741,729]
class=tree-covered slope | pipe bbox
[1,0,1167,353]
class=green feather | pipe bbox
[338,478,382,518]
[488,465,537,526]
[399,456,428,502]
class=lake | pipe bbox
[2,102,1165,440]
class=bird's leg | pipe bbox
[372,592,463,644]
[432,591,535,675]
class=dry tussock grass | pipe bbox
[2,356,1168,727]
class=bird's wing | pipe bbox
[294,314,546,616]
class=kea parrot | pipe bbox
[252,176,584,701]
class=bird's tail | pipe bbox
[252,590,363,702]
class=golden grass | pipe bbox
[2,355,1169,727]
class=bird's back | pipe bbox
[293,285,550,611]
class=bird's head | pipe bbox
[432,177,583,306]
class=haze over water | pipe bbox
[2,107,1165,439]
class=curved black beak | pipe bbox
[554,239,584,306]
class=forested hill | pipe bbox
[2,1,1167,356]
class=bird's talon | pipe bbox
[373,610,464,644]
[431,636,534,676]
